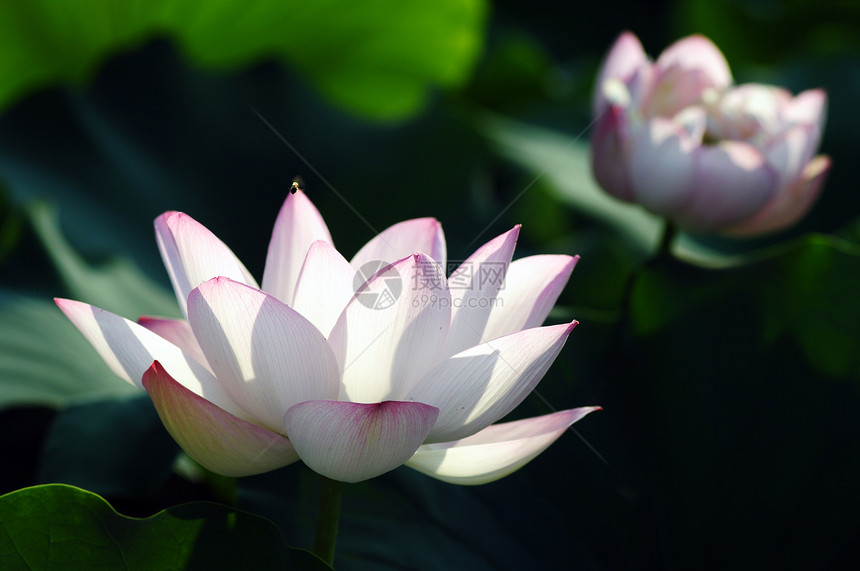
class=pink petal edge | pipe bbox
[54,298,245,419]
[261,190,333,305]
[482,254,579,341]
[350,217,446,271]
[407,321,577,444]
[444,225,521,357]
[594,31,648,114]
[655,34,732,89]
[406,406,601,485]
[154,211,257,317]
[143,361,299,477]
[284,399,439,483]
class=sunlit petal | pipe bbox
[329,253,451,403]
[482,255,578,341]
[154,211,257,317]
[407,407,599,485]
[407,322,576,443]
[55,298,246,419]
[188,277,340,432]
[350,218,446,270]
[138,316,209,370]
[262,190,333,305]
[444,226,520,357]
[284,400,438,483]
[292,240,356,337]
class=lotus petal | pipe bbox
[679,141,777,230]
[291,241,356,337]
[262,190,333,305]
[350,218,446,270]
[155,211,257,317]
[593,31,648,114]
[329,253,451,403]
[406,322,576,443]
[138,316,209,370]
[188,277,340,432]
[144,361,298,477]
[482,255,578,341]
[628,117,699,216]
[55,298,245,419]
[728,155,830,236]
[444,226,520,357]
[406,407,599,485]
[284,400,438,483]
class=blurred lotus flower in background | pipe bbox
[591,31,830,235]
[56,190,597,484]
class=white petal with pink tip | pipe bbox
[55,298,246,419]
[444,226,520,357]
[654,35,732,89]
[138,316,210,370]
[406,322,576,444]
[482,255,578,342]
[262,190,333,305]
[765,124,820,190]
[593,31,647,114]
[729,155,831,236]
[406,407,600,485]
[350,218,446,270]
[783,89,827,131]
[155,212,257,317]
[144,361,299,477]
[284,400,439,483]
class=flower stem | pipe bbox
[656,220,678,259]
[313,476,343,566]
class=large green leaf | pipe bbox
[0,0,486,121]
[0,484,330,570]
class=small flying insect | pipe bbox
[290,175,306,194]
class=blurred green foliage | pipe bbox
[0,0,486,121]
[0,0,858,569]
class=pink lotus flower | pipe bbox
[56,191,597,484]
[591,31,830,235]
